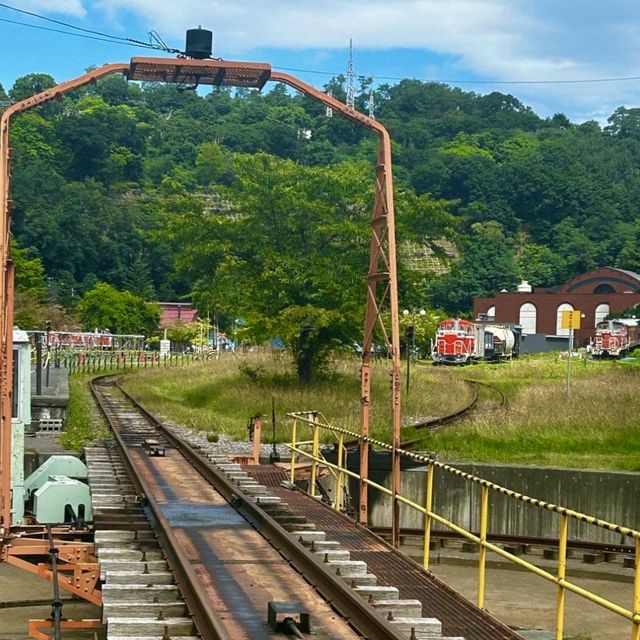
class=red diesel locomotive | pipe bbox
[431,318,519,365]
[591,319,640,358]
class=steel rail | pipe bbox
[89,377,232,640]
[401,378,507,448]
[93,376,403,640]
[369,526,635,556]
[285,417,640,632]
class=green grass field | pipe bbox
[116,351,640,471]
[425,355,640,470]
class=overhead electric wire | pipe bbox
[1,2,639,88]
[274,65,640,86]
[0,1,177,52]
[0,16,160,49]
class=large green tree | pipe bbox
[78,283,160,335]
[173,153,373,382]
[428,221,520,313]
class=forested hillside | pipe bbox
[3,71,640,340]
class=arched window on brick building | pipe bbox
[519,303,537,334]
[595,303,609,325]
[556,303,574,336]
[593,283,615,294]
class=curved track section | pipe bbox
[90,376,405,640]
[401,378,506,449]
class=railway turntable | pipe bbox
[85,375,522,639]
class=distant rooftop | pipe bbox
[158,302,198,327]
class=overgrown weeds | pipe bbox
[60,374,110,451]
[120,352,469,445]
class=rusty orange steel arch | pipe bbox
[0,58,402,545]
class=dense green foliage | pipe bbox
[6,71,640,365]
[78,283,160,334]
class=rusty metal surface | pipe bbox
[265,482,525,640]
[0,63,130,535]
[129,57,271,88]
[270,71,402,536]
[241,464,289,487]
[137,450,358,639]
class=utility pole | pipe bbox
[402,309,425,395]
[346,39,355,109]
[406,325,413,394]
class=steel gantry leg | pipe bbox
[268,71,401,545]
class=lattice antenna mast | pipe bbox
[325,90,333,117]
[346,38,355,109]
[368,89,375,119]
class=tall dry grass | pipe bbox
[120,351,470,444]
[427,355,640,470]
[121,351,640,469]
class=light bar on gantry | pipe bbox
[128,57,272,89]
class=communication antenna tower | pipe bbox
[368,89,375,119]
[346,38,355,109]
[326,90,333,117]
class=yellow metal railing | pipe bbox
[285,411,640,640]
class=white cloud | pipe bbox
[80,1,640,121]
[20,0,86,17]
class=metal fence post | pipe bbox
[478,484,489,609]
[335,433,344,511]
[632,537,640,640]
[423,463,434,570]
[556,514,569,640]
[290,418,297,484]
[310,412,319,498]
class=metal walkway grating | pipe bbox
[245,465,523,640]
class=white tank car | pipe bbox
[475,323,518,360]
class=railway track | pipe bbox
[370,527,635,560]
[400,377,506,449]
[89,375,475,640]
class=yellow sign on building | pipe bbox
[561,309,581,329]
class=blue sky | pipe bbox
[2,0,640,124]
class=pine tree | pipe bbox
[123,253,156,301]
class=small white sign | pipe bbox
[159,339,171,356]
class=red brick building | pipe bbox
[474,267,640,348]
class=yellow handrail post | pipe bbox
[478,484,489,609]
[632,537,640,640]
[556,514,569,640]
[290,417,297,484]
[422,462,434,570]
[335,433,344,511]
[310,412,319,497]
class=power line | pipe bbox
[0,1,170,51]
[0,16,159,49]
[273,65,640,87]
[1,2,639,88]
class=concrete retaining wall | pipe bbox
[365,462,640,544]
